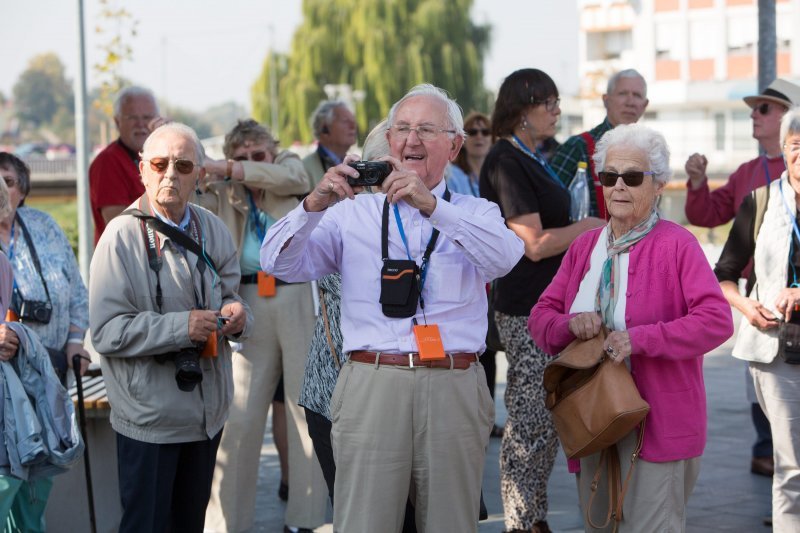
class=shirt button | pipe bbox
[414,221,420,227]
[626,292,631,297]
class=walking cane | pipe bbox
[72,354,97,533]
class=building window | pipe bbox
[689,19,719,59]
[586,30,633,61]
[727,14,756,55]
[732,110,753,151]
[714,113,726,151]
[655,20,681,60]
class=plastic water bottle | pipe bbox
[569,161,590,222]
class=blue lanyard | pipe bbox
[393,205,432,291]
[247,191,268,242]
[761,155,777,189]
[779,180,800,287]
[512,135,566,189]
[7,220,15,261]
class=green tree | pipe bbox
[252,0,491,143]
[93,0,138,120]
[12,53,74,128]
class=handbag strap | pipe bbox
[586,420,646,532]
[318,284,340,371]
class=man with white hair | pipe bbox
[262,84,523,532]
[90,123,251,532]
[551,69,649,218]
[302,101,357,188]
[89,86,165,244]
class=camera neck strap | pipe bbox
[381,187,450,307]
[13,213,52,306]
[125,199,217,313]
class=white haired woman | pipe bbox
[715,106,800,530]
[530,124,733,531]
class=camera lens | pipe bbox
[173,349,203,392]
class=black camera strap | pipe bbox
[14,213,53,307]
[381,187,450,314]
[125,200,216,314]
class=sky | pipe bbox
[1,0,578,113]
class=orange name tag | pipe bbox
[5,309,18,322]
[258,271,276,297]
[414,324,446,361]
[201,330,218,358]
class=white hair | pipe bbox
[141,122,205,166]
[387,84,465,138]
[606,69,648,98]
[362,119,389,160]
[781,106,800,146]
[113,86,158,118]
[593,123,671,184]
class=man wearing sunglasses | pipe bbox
[684,78,800,488]
[685,78,800,228]
[89,86,168,245]
[303,101,358,188]
[550,69,649,218]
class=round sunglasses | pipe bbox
[466,128,491,137]
[598,170,654,187]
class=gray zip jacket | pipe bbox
[89,199,252,444]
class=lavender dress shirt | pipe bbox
[261,179,523,354]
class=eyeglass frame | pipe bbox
[389,124,457,141]
[531,97,561,113]
[598,170,655,187]
[466,128,491,137]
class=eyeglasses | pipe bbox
[2,177,19,189]
[144,157,196,174]
[598,170,654,187]
[122,114,157,123]
[532,97,560,113]
[232,151,268,162]
[466,128,491,137]
[390,124,456,141]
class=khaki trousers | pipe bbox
[205,283,328,531]
[576,431,700,532]
[750,358,800,532]
[330,358,494,533]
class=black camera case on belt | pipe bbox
[380,259,420,318]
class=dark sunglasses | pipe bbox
[757,102,772,115]
[145,157,196,174]
[598,170,654,187]
[233,151,268,162]
[466,128,490,137]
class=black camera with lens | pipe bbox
[11,290,52,324]
[347,161,392,187]
[156,348,203,392]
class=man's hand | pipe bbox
[0,325,19,361]
[380,156,437,216]
[568,312,602,341]
[775,287,800,322]
[685,153,708,190]
[219,302,247,337]
[304,155,363,212]
[66,343,91,376]
[188,310,218,344]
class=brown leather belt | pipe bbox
[348,350,479,370]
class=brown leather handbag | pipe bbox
[543,327,650,460]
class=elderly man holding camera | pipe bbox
[89,123,251,533]
[262,84,523,532]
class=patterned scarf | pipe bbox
[596,210,660,329]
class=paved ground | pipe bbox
[251,328,773,532]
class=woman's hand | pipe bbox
[66,343,91,376]
[603,330,631,364]
[0,324,19,361]
[775,288,800,322]
[568,312,602,340]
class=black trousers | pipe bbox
[116,430,222,533]
[305,407,418,532]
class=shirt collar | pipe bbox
[150,201,191,232]
[318,144,342,165]
[117,138,140,163]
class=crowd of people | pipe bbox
[1,64,799,533]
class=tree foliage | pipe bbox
[93,0,139,120]
[252,0,491,143]
[13,53,74,128]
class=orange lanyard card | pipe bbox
[258,271,276,297]
[413,324,445,360]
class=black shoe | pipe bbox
[278,480,289,501]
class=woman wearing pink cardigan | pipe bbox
[529,124,733,532]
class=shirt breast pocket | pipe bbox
[427,255,465,304]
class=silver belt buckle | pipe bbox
[408,353,414,368]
